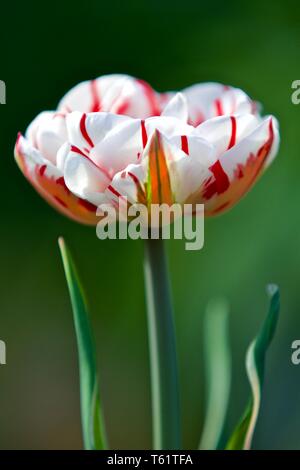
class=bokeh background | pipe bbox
[0,0,299,450]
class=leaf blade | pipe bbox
[58,237,107,450]
[199,299,231,450]
[226,284,280,450]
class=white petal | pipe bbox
[161,92,188,121]
[15,134,61,177]
[64,147,110,206]
[145,116,194,140]
[106,163,147,205]
[200,116,279,215]
[58,74,161,118]
[183,82,256,125]
[15,134,101,225]
[66,111,129,151]
[195,114,261,158]
[56,142,70,172]
[26,111,54,144]
[167,138,213,203]
[90,118,144,176]
[219,116,279,179]
[26,111,67,164]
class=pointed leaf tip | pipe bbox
[225,285,280,450]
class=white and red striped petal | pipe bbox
[106,163,147,206]
[195,114,261,158]
[201,116,279,215]
[26,111,67,165]
[108,130,214,207]
[180,83,257,126]
[65,111,128,153]
[63,145,111,206]
[58,74,161,118]
[15,135,100,225]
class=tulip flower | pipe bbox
[14,74,280,451]
[15,74,279,225]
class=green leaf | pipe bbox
[226,284,280,450]
[199,299,231,450]
[58,237,107,450]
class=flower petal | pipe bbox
[63,145,110,206]
[106,163,147,206]
[66,111,128,152]
[182,83,257,125]
[202,116,279,215]
[15,135,99,225]
[89,118,144,176]
[58,74,161,118]
[145,116,194,140]
[161,92,188,122]
[108,131,214,206]
[195,114,261,158]
[26,111,67,164]
[106,130,175,207]
[167,136,215,203]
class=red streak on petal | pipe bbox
[70,145,111,181]
[127,171,140,186]
[181,135,189,155]
[137,79,160,116]
[203,161,230,199]
[214,99,224,116]
[192,112,205,127]
[54,196,68,208]
[114,99,130,115]
[56,176,70,194]
[141,120,148,148]
[250,118,274,183]
[90,80,101,112]
[80,113,94,148]
[210,161,230,193]
[39,164,47,176]
[107,184,124,200]
[56,176,65,186]
[78,198,97,212]
[227,116,237,150]
[70,145,89,158]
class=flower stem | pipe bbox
[144,237,181,450]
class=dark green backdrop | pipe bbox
[0,0,299,449]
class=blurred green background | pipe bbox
[0,0,299,450]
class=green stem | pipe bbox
[144,237,181,450]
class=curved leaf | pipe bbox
[226,284,280,450]
[199,299,231,450]
[58,237,107,450]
